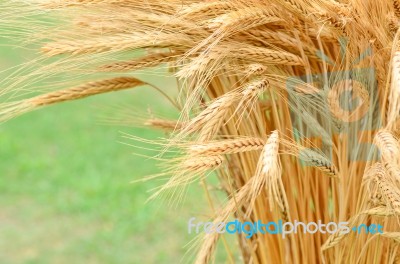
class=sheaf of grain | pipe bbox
[4,0,400,263]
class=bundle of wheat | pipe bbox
[2,0,400,263]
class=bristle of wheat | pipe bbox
[144,118,184,132]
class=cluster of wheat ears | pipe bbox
[2,0,400,263]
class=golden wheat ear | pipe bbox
[374,130,400,164]
[187,137,266,156]
[0,77,147,123]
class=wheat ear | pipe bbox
[188,137,265,156]
[0,77,146,123]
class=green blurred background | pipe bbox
[0,33,210,263]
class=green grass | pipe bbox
[0,89,200,263]
[0,36,210,262]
